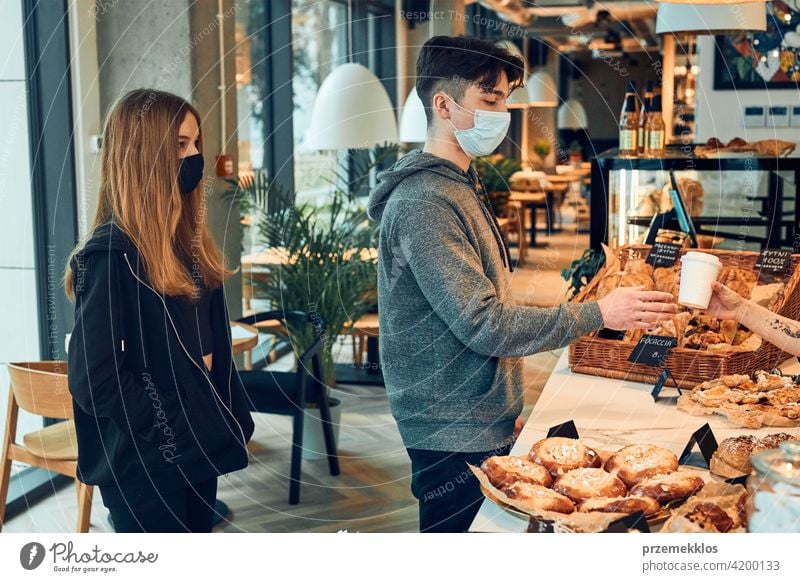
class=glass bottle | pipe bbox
[618,81,639,157]
[644,93,665,158]
[746,441,800,532]
[638,80,653,156]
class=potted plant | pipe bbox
[225,146,398,387]
[561,247,606,299]
[531,138,552,170]
[474,154,522,217]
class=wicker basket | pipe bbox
[568,245,800,388]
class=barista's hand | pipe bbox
[704,281,745,321]
[597,287,677,331]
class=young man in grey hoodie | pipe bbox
[367,36,677,533]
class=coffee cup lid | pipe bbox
[681,251,722,267]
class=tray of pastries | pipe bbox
[678,370,800,428]
[661,482,748,533]
[710,432,799,478]
[694,137,796,159]
[471,437,708,532]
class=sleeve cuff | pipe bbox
[574,301,605,336]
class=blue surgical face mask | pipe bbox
[443,94,511,158]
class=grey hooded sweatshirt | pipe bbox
[367,149,604,453]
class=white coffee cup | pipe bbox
[678,251,723,309]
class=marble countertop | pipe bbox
[469,351,800,533]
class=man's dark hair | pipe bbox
[415,35,525,125]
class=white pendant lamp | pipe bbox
[398,87,428,143]
[655,0,767,34]
[304,62,398,150]
[495,39,526,67]
[506,86,531,109]
[557,98,589,130]
[496,40,530,109]
[527,70,559,107]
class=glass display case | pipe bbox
[590,147,800,251]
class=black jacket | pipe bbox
[67,222,255,506]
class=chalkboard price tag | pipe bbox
[604,511,650,533]
[651,368,681,402]
[628,335,678,366]
[598,328,626,341]
[646,242,682,268]
[724,475,748,487]
[527,518,556,533]
[755,249,793,282]
[546,420,580,440]
[679,423,718,468]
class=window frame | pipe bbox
[3,0,78,524]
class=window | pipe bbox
[0,1,39,482]
[235,0,396,209]
[291,0,349,205]
[3,0,79,520]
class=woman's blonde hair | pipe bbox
[65,88,235,301]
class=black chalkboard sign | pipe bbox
[546,420,580,440]
[651,368,681,402]
[628,335,678,366]
[679,423,718,468]
[755,249,793,282]
[604,510,651,533]
[646,242,682,268]
[597,328,626,341]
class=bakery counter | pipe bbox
[469,350,800,533]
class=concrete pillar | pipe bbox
[93,0,242,317]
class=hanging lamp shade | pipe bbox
[495,39,527,71]
[495,40,530,108]
[557,98,589,130]
[506,86,531,109]
[398,87,428,143]
[655,1,767,34]
[527,70,559,107]
[304,63,398,150]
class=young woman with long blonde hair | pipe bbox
[65,89,254,533]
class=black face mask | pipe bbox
[178,153,204,194]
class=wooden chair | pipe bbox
[347,313,379,366]
[500,200,527,267]
[0,361,93,532]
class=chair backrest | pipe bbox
[6,361,73,420]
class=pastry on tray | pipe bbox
[661,483,747,533]
[678,371,800,428]
[528,436,602,477]
[552,468,627,503]
[710,432,798,478]
[501,481,576,514]
[578,495,661,517]
[694,137,795,158]
[604,444,680,487]
[480,455,553,489]
[629,472,706,504]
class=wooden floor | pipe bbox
[4,228,587,533]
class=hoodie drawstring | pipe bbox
[473,172,514,273]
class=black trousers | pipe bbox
[407,443,512,533]
[104,477,218,533]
